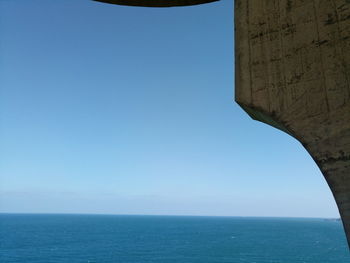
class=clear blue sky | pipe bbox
[0,0,339,217]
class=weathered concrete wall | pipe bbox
[93,0,219,7]
[235,0,350,245]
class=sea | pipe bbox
[1,214,349,263]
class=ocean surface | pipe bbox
[1,214,350,263]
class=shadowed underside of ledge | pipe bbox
[93,0,219,7]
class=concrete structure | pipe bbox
[95,0,350,246]
[235,0,350,246]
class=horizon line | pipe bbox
[0,212,341,220]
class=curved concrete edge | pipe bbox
[235,101,294,137]
[92,0,219,7]
[237,100,350,248]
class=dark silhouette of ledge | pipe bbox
[93,0,219,7]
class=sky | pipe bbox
[0,0,339,218]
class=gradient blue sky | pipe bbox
[0,0,339,217]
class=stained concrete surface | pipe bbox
[235,0,350,246]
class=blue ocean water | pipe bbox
[1,214,349,263]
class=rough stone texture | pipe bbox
[93,0,219,7]
[235,0,350,245]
